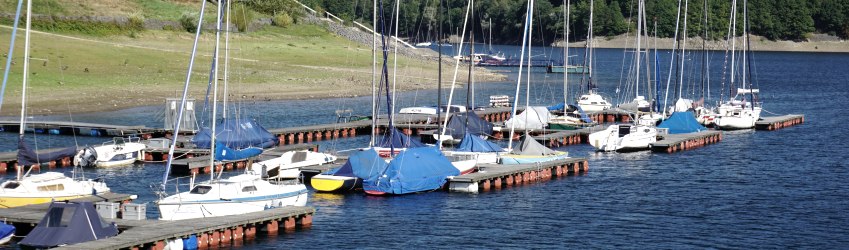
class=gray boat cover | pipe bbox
[511,135,556,155]
[20,202,119,248]
[504,106,551,130]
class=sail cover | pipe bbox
[444,110,494,138]
[456,133,503,152]
[376,128,425,148]
[658,111,707,134]
[20,202,119,248]
[364,147,459,194]
[192,118,277,149]
[511,135,556,155]
[214,142,263,161]
[504,106,551,130]
[328,148,387,182]
[17,138,77,166]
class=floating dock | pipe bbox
[448,157,588,193]
[0,193,314,250]
[586,109,633,123]
[530,126,606,147]
[0,147,77,174]
[650,130,723,153]
[0,120,163,137]
[755,114,804,131]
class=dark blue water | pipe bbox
[2,48,848,248]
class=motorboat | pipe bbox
[249,150,337,179]
[0,172,111,208]
[577,90,612,112]
[588,124,657,152]
[74,137,146,167]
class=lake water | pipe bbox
[2,46,848,248]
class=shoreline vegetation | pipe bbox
[550,33,849,53]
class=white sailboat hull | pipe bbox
[589,124,657,152]
[714,105,761,130]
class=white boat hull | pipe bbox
[589,124,657,152]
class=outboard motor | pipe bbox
[73,147,98,167]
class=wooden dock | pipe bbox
[755,114,804,131]
[0,120,163,137]
[586,109,634,123]
[650,130,723,153]
[448,157,588,193]
[0,147,78,174]
[0,193,314,250]
[529,125,607,147]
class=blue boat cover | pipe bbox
[214,142,263,161]
[20,202,118,248]
[0,223,14,239]
[17,138,77,166]
[456,133,503,153]
[658,111,707,134]
[328,148,387,182]
[192,118,277,149]
[376,128,425,148]
[364,147,459,194]
[574,105,593,123]
[444,110,494,138]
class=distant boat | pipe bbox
[546,64,588,74]
[415,41,432,47]
[588,123,657,152]
[74,136,147,167]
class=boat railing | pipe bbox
[153,176,195,198]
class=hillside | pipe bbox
[0,0,502,115]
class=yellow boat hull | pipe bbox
[310,175,359,192]
[0,195,88,208]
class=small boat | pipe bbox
[0,223,14,245]
[157,173,309,221]
[399,105,466,115]
[19,202,118,248]
[548,104,596,130]
[249,150,337,179]
[74,137,147,167]
[0,171,111,208]
[546,64,588,74]
[588,124,657,152]
[504,106,552,131]
[577,90,612,112]
[499,136,569,165]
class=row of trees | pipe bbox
[289,0,849,44]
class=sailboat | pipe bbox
[713,0,761,130]
[576,0,612,112]
[549,0,596,130]
[500,0,570,165]
[156,0,307,220]
[0,0,111,208]
[588,0,657,152]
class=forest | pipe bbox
[285,0,849,44]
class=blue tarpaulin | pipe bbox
[20,202,118,248]
[376,128,425,148]
[364,147,459,194]
[456,133,503,153]
[192,118,277,149]
[214,142,263,161]
[328,148,387,183]
[444,110,494,138]
[658,111,707,134]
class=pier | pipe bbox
[755,115,804,131]
[0,120,162,137]
[0,193,314,250]
[448,158,588,193]
[650,130,723,153]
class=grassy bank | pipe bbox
[0,22,499,116]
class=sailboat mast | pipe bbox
[209,1,225,182]
[438,0,472,149]
[744,0,754,110]
[467,0,475,112]
[223,0,231,119]
[0,0,23,116]
[507,0,534,151]
[678,0,690,100]
[525,0,534,128]
[662,0,683,116]
[729,0,737,99]
[391,0,400,116]
[701,0,708,102]
[162,0,208,188]
[436,0,443,145]
[634,0,643,100]
[587,0,593,91]
[563,0,570,109]
[370,0,377,147]
[19,0,31,138]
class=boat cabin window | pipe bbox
[3,182,19,189]
[242,186,257,192]
[45,206,76,227]
[591,102,598,105]
[37,184,64,192]
[190,185,212,194]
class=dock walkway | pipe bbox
[755,115,804,131]
[650,130,723,153]
[449,157,588,193]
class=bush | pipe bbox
[231,4,255,32]
[272,12,293,28]
[127,12,145,31]
[179,12,198,33]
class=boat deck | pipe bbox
[448,157,588,193]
